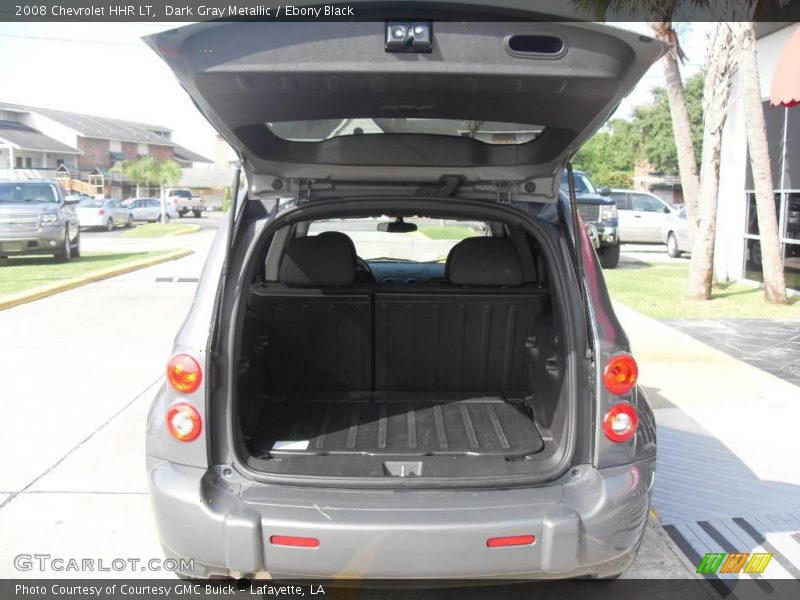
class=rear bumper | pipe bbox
[147,457,655,579]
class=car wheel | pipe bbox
[193,210,202,218]
[164,213,171,223]
[598,243,620,269]
[666,232,681,258]
[126,215,134,228]
[106,218,114,232]
[54,227,71,263]
[71,229,81,258]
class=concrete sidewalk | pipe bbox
[614,303,800,580]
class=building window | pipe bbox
[25,157,32,168]
[743,100,800,292]
[56,159,65,168]
[15,157,22,168]
[109,140,121,152]
[137,143,148,155]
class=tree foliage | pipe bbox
[572,72,704,184]
[633,72,704,174]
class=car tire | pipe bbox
[54,228,71,263]
[106,218,114,232]
[71,229,81,258]
[666,232,681,258]
[193,210,202,218]
[164,213,171,223]
[126,215,134,228]
[598,243,620,269]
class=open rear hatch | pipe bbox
[145,12,664,199]
[146,8,664,485]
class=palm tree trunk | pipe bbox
[651,23,700,236]
[686,23,735,300]
[735,22,787,304]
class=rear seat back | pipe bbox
[248,235,372,395]
[375,237,550,394]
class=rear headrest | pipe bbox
[317,231,357,265]
[447,237,523,287]
[279,235,355,287]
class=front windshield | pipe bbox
[0,182,59,204]
[308,217,488,262]
[560,172,596,195]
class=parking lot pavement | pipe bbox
[0,241,210,578]
[615,303,800,581]
[663,319,800,387]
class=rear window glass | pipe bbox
[266,119,543,145]
[79,199,104,208]
[309,217,488,263]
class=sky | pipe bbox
[0,21,709,159]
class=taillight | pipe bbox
[167,353,202,394]
[270,536,320,548]
[603,353,638,395]
[166,403,202,442]
[486,535,536,548]
[603,403,638,443]
[98,209,105,216]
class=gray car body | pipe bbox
[143,10,663,579]
[0,179,80,259]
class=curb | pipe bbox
[0,248,194,311]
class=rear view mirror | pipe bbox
[377,218,417,233]
[599,187,611,196]
[663,206,672,214]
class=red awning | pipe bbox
[771,27,800,107]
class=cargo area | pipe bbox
[233,217,575,481]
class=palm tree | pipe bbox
[732,19,787,303]
[156,160,182,223]
[686,22,737,300]
[122,156,158,197]
[572,1,701,234]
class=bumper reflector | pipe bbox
[487,535,536,548]
[270,535,320,548]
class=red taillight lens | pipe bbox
[98,209,105,216]
[166,403,202,442]
[603,403,638,443]
[167,353,202,394]
[603,353,638,395]
[486,535,536,548]
[270,536,320,548]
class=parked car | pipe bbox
[0,179,81,262]
[144,15,663,580]
[123,197,178,223]
[76,198,133,231]
[559,170,620,269]
[610,189,675,244]
[166,187,205,218]
[662,206,692,258]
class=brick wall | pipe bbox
[76,137,110,171]
[120,142,138,161]
[76,138,175,171]
[149,145,175,163]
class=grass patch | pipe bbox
[604,261,800,319]
[0,251,177,298]
[417,226,481,240]
[122,223,200,238]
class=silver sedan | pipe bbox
[661,206,692,257]
[123,198,178,223]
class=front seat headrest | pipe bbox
[279,235,356,287]
[447,237,523,287]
